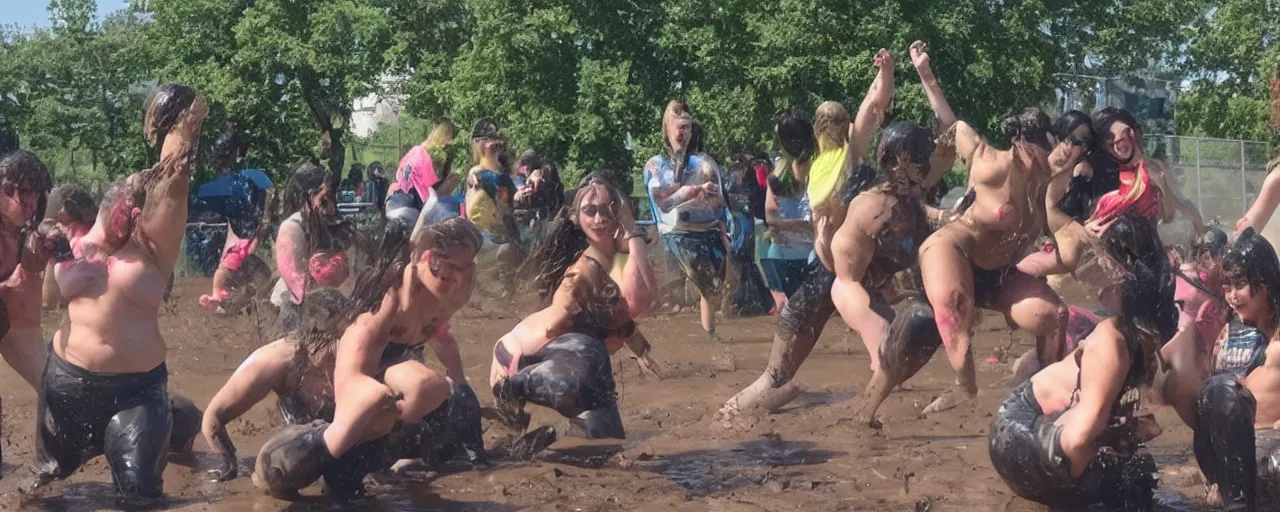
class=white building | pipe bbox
[350,76,407,138]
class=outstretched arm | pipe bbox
[850,48,896,163]
[139,92,208,276]
[202,341,292,481]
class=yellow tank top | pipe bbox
[807,146,847,208]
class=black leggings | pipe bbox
[989,382,1155,509]
[1193,373,1280,509]
[35,354,173,501]
[494,333,624,439]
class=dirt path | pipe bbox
[0,278,1211,511]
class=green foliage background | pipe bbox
[1,0,1276,193]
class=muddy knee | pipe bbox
[169,394,203,454]
[879,299,943,379]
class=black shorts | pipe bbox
[496,333,624,439]
[972,264,1018,309]
[34,353,172,501]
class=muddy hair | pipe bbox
[1100,212,1178,388]
[1093,107,1143,141]
[0,124,18,156]
[284,162,352,254]
[294,287,353,364]
[412,215,484,267]
[814,101,851,152]
[518,172,623,300]
[49,184,96,226]
[142,83,198,150]
[1223,228,1280,335]
[0,149,53,200]
[1193,227,1229,262]
[1000,108,1053,150]
[876,122,935,193]
[347,218,415,321]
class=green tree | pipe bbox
[1176,0,1279,146]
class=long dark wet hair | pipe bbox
[283,162,353,254]
[0,150,53,228]
[142,83,197,150]
[518,172,624,301]
[1093,107,1143,168]
[1222,228,1280,336]
[1100,212,1178,388]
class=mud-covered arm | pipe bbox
[274,220,309,303]
[696,157,727,211]
[333,290,398,396]
[431,324,466,382]
[202,342,291,480]
[139,98,208,276]
[940,121,983,167]
[850,49,895,165]
[911,41,957,135]
[1241,168,1280,232]
[1058,336,1127,478]
[831,197,886,304]
[1148,160,1204,231]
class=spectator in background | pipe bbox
[196,130,275,313]
[366,161,390,217]
[339,162,365,202]
[387,121,457,224]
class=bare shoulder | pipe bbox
[846,192,893,232]
[1084,318,1129,362]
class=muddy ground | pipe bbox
[0,277,1213,511]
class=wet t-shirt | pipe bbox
[1216,320,1268,376]
[645,153,724,235]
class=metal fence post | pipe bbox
[1242,140,1249,216]
[1196,139,1203,213]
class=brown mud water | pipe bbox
[0,277,1217,510]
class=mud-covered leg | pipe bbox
[500,334,622,439]
[104,385,173,504]
[720,262,836,418]
[1193,374,1257,510]
[168,394,202,454]
[857,297,943,427]
[918,237,978,415]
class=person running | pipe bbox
[252,217,484,500]
[645,100,729,344]
[988,212,1173,510]
[270,163,355,332]
[36,84,207,503]
[199,130,275,315]
[491,174,659,440]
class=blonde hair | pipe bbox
[424,121,455,150]
[814,101,850,152]
[661,100,694,150]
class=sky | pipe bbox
[3,0,129,29]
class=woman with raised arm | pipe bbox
[720,45,903,418]
[37,84,207,503]
[490,173,659,440]
[913,105,1071,415]
[989,213,1173,510]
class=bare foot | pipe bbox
[1204,483,1222,508]
[921,386,976,415]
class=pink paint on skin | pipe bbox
[936,310,960,348]
[221,239,252,271]
[1064,306,1099,352]
[995,203,1013,224]
[199,289,230,309]
[308,252,350,287]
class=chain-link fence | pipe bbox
[1146,135,1274,227]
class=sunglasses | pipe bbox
[579,204,614,219]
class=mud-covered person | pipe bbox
[199,130,274,315]
[644,100,730,343]
[988,213,1175,510]
[39,185,95,311]
[491,173,659,441]
[0,151,55,390]
[1172,228,1280,509]
[914,107,1071,414]
[253,217,485,500]
[34,84,207,504]
[270,163,355,332]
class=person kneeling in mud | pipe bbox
[1174,228,1280,509]
[989,212,1175,510]
[491,174,660,441]
[253,217,485,500]
[36,84,208,503]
